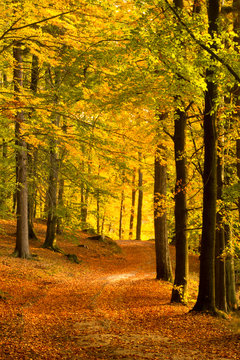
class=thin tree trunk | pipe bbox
[28,54,39,240]
[96,188,100,234]
[43,68,60,250]
[237,139,240,221]
[56,176,64,234]
[171,108,188,304]
[136,154,143,240]
[28,147,38,240]
[215,135,227,312]
[13,42,29,258]
[44,145,58,248]
[129,168,136,240]
[154,144,172,282]
[225,223,238,310]
[119,189,125,240]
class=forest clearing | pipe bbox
[0,219,239,360]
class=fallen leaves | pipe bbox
[0,219,239,359]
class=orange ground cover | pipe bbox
[0,219,239,359]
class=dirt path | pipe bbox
[0,228,239,359]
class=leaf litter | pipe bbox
[0,219,239,359]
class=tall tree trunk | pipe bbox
[171,108,188,304]
[43,68,60,250]
[192,0,219,310]
[13,42,30,258]
[215,135,227,312]
[80,159,89,225]
[44,144,59,248]
[154,144,172,282]
[192,74,217,312]
[119,188,125,240]
[136,154,143,240]
[28,54,39,240]
[28,147,38,240]
[129,168,136,240]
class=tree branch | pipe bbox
[163,0,240,83]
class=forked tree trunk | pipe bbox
[13,42,30,258]
[154,144,172,282]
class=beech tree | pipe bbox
[154,115,172,282]
[192,0,219,313]
[171,0,188,305]
[13,42,30,258]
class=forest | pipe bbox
[0,0,240,357]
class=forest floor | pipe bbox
[0,219,239,360]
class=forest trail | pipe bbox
[0,220,239,359]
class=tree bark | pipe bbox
[171,108,188,304]
[225,223,238,310]
[215,136,227,312]
[28,54,39,240]
[192,0,219,313]
[129,168,136,240]
[44,145,59,248]
[96,188,100,234]
[119,188,125,240]
[43,68,60,249]
[154,144,172,282]
[56,176,64,234]
[13,42,30,258]
[136,154,143,240]
[237,140,240,221]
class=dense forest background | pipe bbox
[1,0,240,313]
